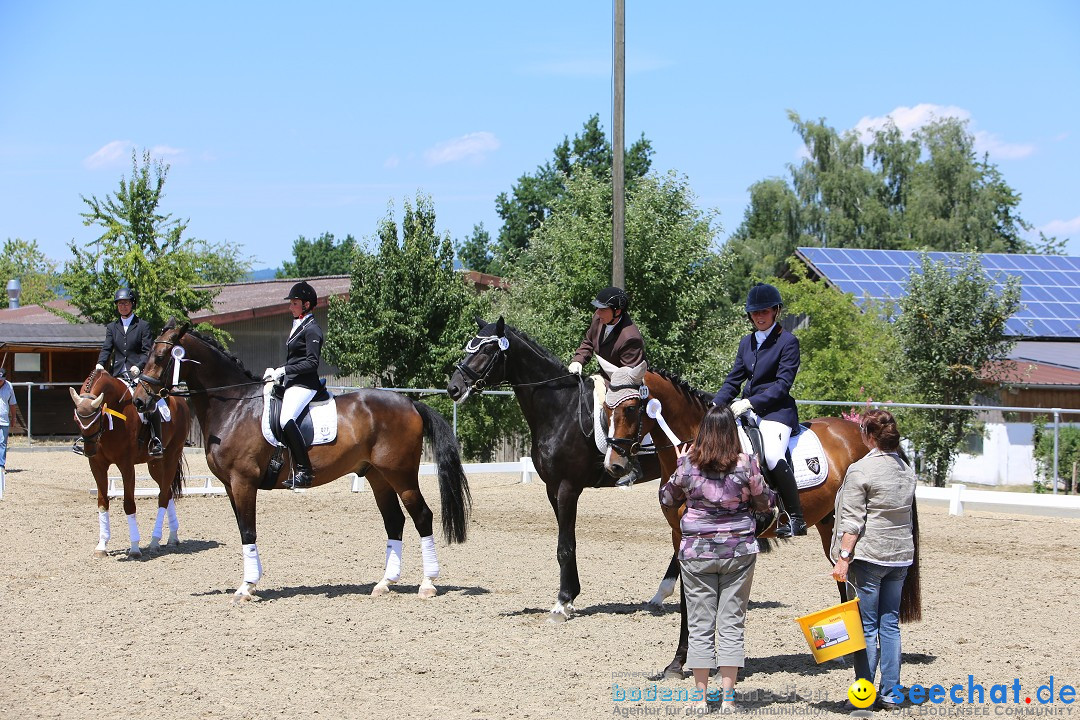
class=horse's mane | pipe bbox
[82,368,101,394]
[504,324,567,369]
[651,368,713,410]
[187,328,260,381]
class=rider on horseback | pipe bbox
[264,280,324,490]
[711,283,807,538]
[568,286,648,487]
[96,287,166,457]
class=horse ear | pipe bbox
[629,360,648,383]
[495,316,505,336]
[68,387,81,405]
[90,393,105,409]
[597,356,618,377]
[475,316,487,330]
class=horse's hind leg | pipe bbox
[90,462,111,558]
[398,480,440,599]
[147,470,171,553]
[369,475,408,597]
[120,466,141,558]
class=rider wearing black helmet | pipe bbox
[569,285,648,487]
[711,282,806,538]
[96,287,164,456]
[263,280,324,489]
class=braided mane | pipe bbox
[187,329,260,381]
[82,368,102,394]
[651,368,713,410]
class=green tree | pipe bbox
[491,114,653,273]
[0,238,60,306]
[59,150,250,339]
[486,169,741,387]
[326,193,476,387]
[781,260,909,419]
[277,232,357,278]
[895,252,1021,486]
[1031,418,1080,493]
[455,223,494,274]
[727,112,1064,301]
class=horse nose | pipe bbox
[447,383,461,401]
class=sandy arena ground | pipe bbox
[0,447,1077,720]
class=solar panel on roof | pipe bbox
[796,247,1080,339]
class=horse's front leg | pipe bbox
[119,464,141,558]
[90,460,111,558]
[227,480,261,603]
[146,461,172,553]
[548,480,582,623]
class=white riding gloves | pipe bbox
[568,361,583,375]
[262,367,286,382]
[129,366,140,376]
[730,398,754,417]
[95,363,105,371]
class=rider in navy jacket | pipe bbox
[712,283,806,538]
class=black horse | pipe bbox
[447,318,690,673]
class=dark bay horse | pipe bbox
[132,319,471,603]
[446,317,673,622]
[70,368,190,558]
[601,365,923,673]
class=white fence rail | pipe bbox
[88,460,1080,519]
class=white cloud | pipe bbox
[851,104,1035,160]
[1038,216,1080,237]
[84,140,134,169]
[424,132,500,166]
[150,144,185,160]
[971,130,1035,159]
[384,155,400,169]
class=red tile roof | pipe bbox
[992,359,1080,388]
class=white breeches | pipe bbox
[758,418,792,470]
[281,386,316,424]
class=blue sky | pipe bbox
[2,1,1078,272]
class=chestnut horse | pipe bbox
[132,319,471,603]
[446,318,673,623]
[601,364,922,675]
[70,368,190,558]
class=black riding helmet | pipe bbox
[745,283,783,313]
[114,287,138,307]
[591,286,629,313]
[285,280,318,309]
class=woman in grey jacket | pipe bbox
[830,409,916,710]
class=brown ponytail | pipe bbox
[860,409,901,453]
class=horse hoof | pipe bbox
[547,611,569,625]
[663,665,684,680]
[93,549,108,559]
[166,535,180,547]
[418,581,437,599]
[371,579,395,597]
[230,594,253,606]
[126,549,142,559]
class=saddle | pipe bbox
[262,382,337,448]
[738,420,829,492]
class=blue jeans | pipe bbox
[850,559,908,702]
[0,425,8,468]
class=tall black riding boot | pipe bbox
[771,458,807,538]
[282,419,313,489]
[148,410,164,457]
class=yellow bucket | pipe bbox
[795,598,867,663]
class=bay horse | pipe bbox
[600,363,922,674]
[69,368,190,558]
[131,319,471,603]
[445,317,675,622]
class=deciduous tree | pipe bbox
[277,232,356,278]
[0,238,60,306]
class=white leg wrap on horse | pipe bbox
[167,498,179,533]
[152,506,166,540]
[242,543,262,584]
[97,510,110,549]
[420,535,439,579]
[126,513,140,545]
[383,539,403,582]
[156,397,171,422]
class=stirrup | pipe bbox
[72,437,85,456]
[614,474,636,488]
[148,438,164,457]
[775,514,807,538]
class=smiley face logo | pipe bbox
[848,678,877,708]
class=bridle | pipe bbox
[453,333,508,395]
[136,339,180,399]
[604,383,650,459]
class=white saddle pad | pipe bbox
[737,425,829,490]
[789,428,829,489]
[260,383,339,447]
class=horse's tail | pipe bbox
[899,496,922,623]
[413,401,471,544]
[172,451,186,500]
